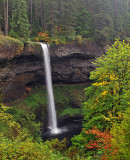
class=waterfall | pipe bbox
[40,43,60,134]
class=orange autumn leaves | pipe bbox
[85,127,118,160]
[35,32,50,43]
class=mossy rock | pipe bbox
[0,36,42,59]
[24,41,42,56]
[0,35,24,59]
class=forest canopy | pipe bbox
[0,0,130,44]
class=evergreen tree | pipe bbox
[0,0,129,42]
[127,0,130,37]
[85,0,114,43]
[93,12,114,43]
[62,0,78,39]
[40,0,78,40]
[10,0,30,39]
[42,0,58,34]
[110,0,130,39]
[111,0,124,38]
[122,0,130,38]
[75,5,93,38]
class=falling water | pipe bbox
[40,43,60,134]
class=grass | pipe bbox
[59,107,82,117]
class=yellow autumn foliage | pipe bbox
[102,91,107,96]
[93,81,110,86]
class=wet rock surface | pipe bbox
[0,37,104,102]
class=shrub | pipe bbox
[0,136,71,160]
[85,127,118,160]
[50,37,67,45]
[110,108,130,160]
[59,107,81,117]
[35,32,50,43]
[45,138,68,152]
[75,35,83,44]
[0,104,71,160]
[0,104,31,141]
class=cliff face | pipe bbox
[50,43,103,83]
[0,36,104,102]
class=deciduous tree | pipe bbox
[83,40,130,131]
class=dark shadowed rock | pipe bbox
[0,36,105,102]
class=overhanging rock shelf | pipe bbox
[0,36,104,102]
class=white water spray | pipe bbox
[40,43,60,134]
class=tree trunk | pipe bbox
[0,3,1,31]
[6,0,8,35]
[31,0,32,31]
[4,0,6,35]
[4,0,8,36]
[40,0,43,30]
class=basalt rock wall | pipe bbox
[0,36,104,102]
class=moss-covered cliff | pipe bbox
[0,36,42,60]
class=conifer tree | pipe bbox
[75,6,93,38]
[127,0,130,37]
[86,0,114,43]
[10,0,30,39]
[0,0,129,41]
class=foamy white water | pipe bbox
[40,43,60,134]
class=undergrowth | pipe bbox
[7,84,87,142]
